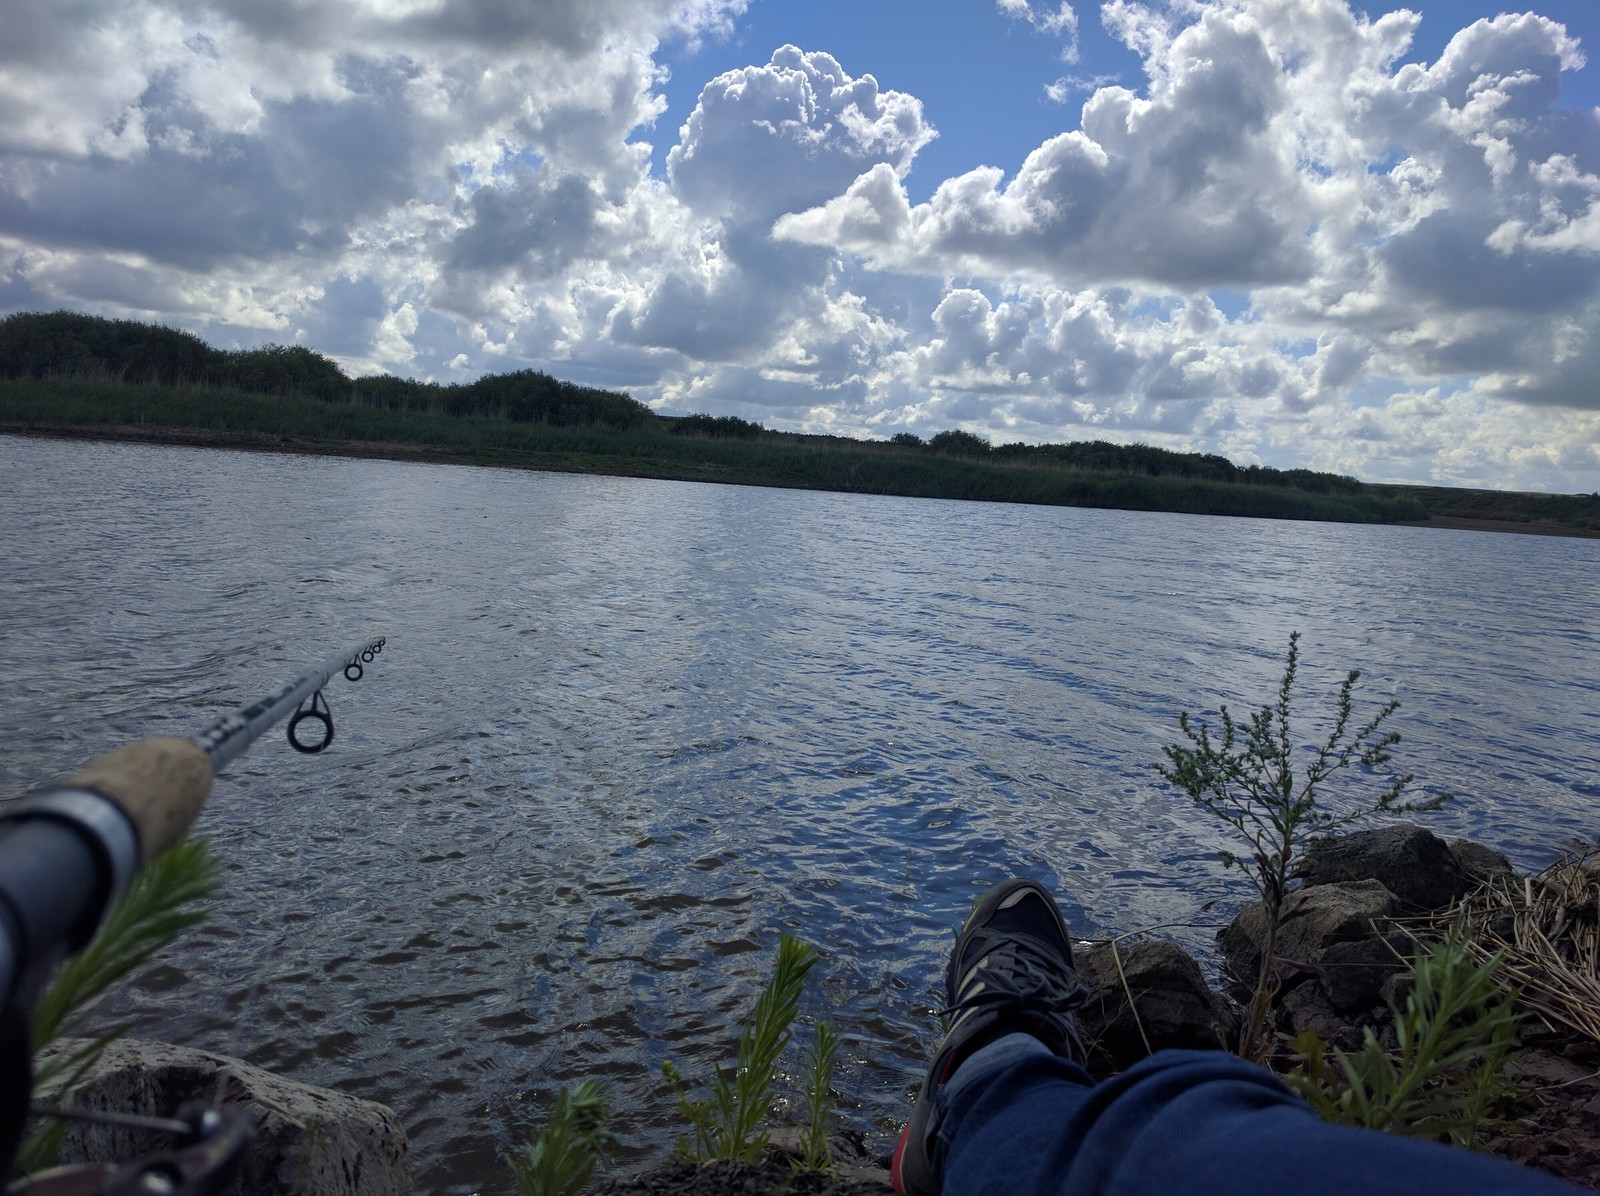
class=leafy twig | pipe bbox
[1157,633,1446,1059]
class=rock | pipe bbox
[34,1039,410,1196]
[1281,983,1363,1051]
[1077,940,1236,1070]
[761,1130,891,1192]
[1503,1048,1597,1089]
[1482,1049,1600,1191]
[1317,936,1411,1011]
[1449,838,1517,890]
[1377,969,1413,1010]
[1301,825,1472,912]
[591,1158,895,1196]
[1219,880,1406,1011]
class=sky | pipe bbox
[2,0,1599,493]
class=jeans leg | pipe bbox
[937,1044,1580,1196]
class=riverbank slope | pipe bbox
[12,415,1600,537]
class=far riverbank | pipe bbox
[4,312,1596,536]
[1402,514,1600,539]
[7,420,1599,540]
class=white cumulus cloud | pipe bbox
[2,0,1599,491]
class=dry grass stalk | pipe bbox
[1444,843,1600,1044]
[1107,938,1154,1057]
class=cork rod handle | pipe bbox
[65,738,215,862]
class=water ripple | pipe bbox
[1,436,1597,1192]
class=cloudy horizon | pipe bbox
[3,0,1598,493]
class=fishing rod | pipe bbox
[0,635,387,1193]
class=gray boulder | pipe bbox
[1077,939,1237,1069]
[1281,983,1364,1052]
[1302,825,1471,912]
[1449,838,1517,890]
[1316,935,1414,1012]
[34,1039,409,1196]
[1219,879,1406,1011]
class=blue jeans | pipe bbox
[934,1035,1579,1195]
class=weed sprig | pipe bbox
[663,935,820,1163]
[509,1082,614,1196]
[1158,632,1447,1058]
[1291,929,1520,1145]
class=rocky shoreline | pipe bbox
[40,826,1600,1193]
[601,825,1600,1195]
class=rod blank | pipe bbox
[190,635,384,773]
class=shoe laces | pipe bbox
[943,931,1088,1024]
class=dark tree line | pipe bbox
[0,309,350,400]
[668,413,764,439]
[0,310,1363,493]
[0,310,654,430]
[351,370,653,430]
[893,427,1360,494]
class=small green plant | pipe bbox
[662,935,820,1163]
[798,1022,839,1171]
[509,1081,614,1196]
[16,837,220,1178]
[1158,633,1445,1059]
[1291,929,1520,1145]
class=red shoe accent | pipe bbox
[890,1121,913,1193]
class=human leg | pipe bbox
[937,1040,1580,1196]
[894,878,1582,1196]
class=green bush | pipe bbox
[225,344,349,400]
[0,311,218,385]
[1158,634,1447,1059]
[669,413,765,440]
[928,429,990,457]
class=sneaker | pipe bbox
[891,879,1088,1196]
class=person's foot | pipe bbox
[891,879,1088,1196]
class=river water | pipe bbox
[2,435,1597,1190]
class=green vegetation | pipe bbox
[7,309,1594,528]
[0,310,649,427]
[16,838,219,1178]
[1157,633,1447,1061]
[0,371,1437,523]
[513,935,832,1188]
[800,1022,840,1171]
[0,310,1454,526]
[509,1081,615,1196]
[662,935,821,1164]
[1291,929,1520,1147]
[1369,482,1600,532]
